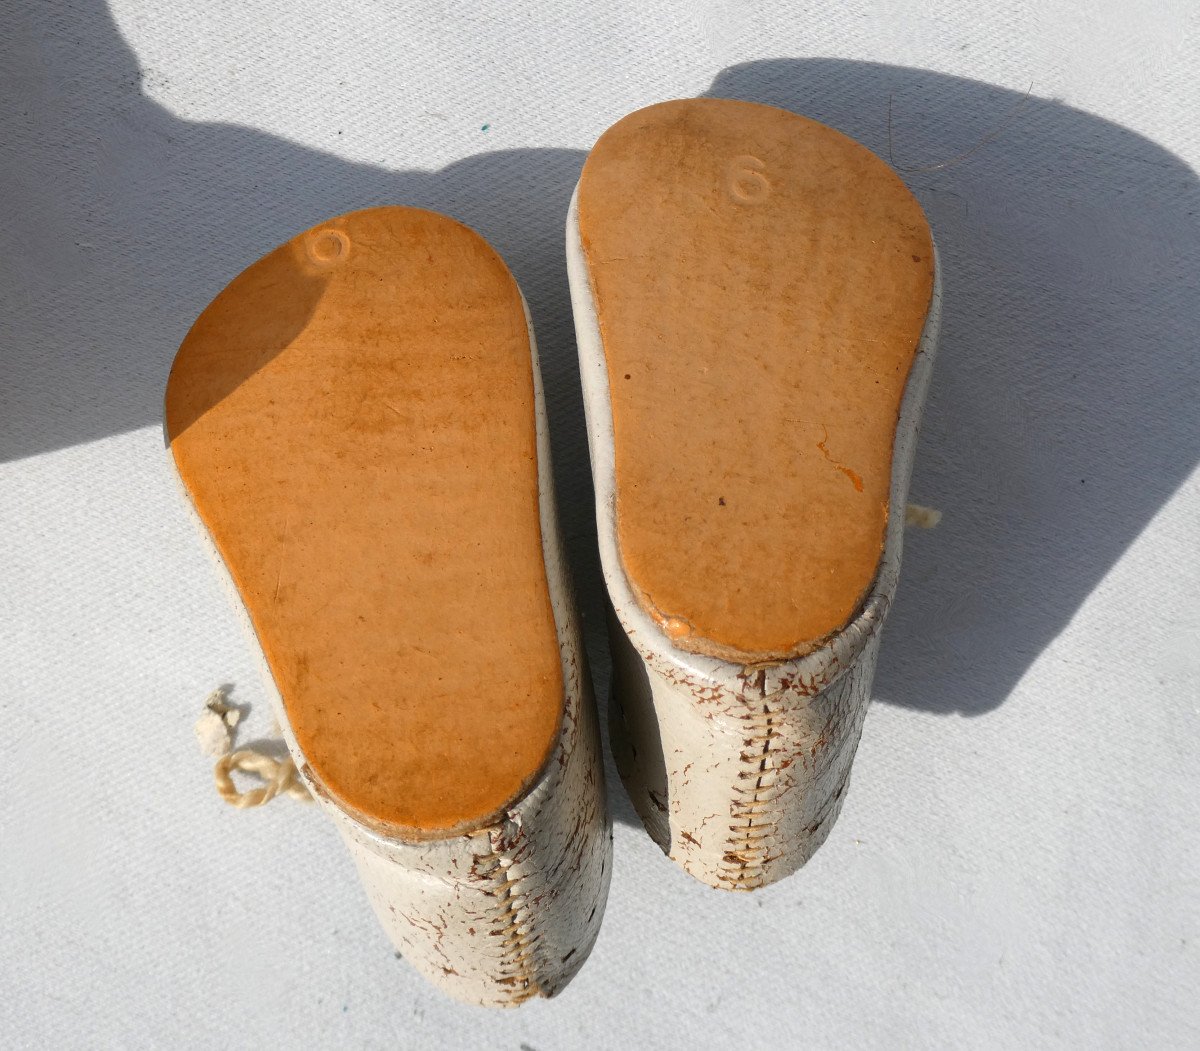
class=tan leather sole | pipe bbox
[577,98,935,664]
[166,206,563,834]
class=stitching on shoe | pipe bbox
[475,830,543,1005]
[718,695,786,890]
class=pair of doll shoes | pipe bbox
[166,98,940,1006]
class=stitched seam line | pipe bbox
[719,699,783,890]
[476,842,542,1003]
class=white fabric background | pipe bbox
[2,1,1198,1047]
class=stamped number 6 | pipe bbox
[727,155,771,205]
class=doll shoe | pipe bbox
[567,99,940,889]
[167,206,611,1002]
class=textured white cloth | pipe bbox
[2,1,1198,1046]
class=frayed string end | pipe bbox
[195,687,312,808]
[905,503,943,529]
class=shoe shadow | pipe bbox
[5,3,1194,778]
[707,61,1200,715]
